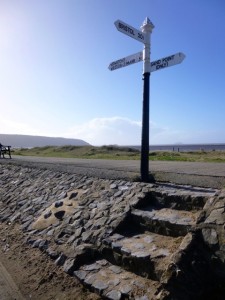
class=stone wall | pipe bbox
[0,164,225,299]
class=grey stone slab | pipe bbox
[84,274,97,285]
[109,265,122,274]
[92,280,109,292]
[205,208,225,225]
[120,284,132,294]
[106,290,122,300]
[83,263,101,271]
[108,278,120,287]
[202,228,218,245]
[131,251,150,259]
[74,270,87,281]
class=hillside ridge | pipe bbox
[0,134,90,148]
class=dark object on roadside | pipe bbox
[0,144,12,159]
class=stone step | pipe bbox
[74,258,162,300]
[134,184,217,212]
[101,232,183,281]
[131,208,197,237]
[148,190,208,211]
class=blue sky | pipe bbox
[0,0,225,145]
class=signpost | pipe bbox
[109,17,185,182]
[108,52,143,71]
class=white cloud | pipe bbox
[65,117,142,145]
[64,116,183,146]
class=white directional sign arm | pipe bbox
[150,52,185,72]
[108,51,143,71]
[114,20,146,43]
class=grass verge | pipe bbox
[12,146,225,162]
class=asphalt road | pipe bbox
[1,155,225,188]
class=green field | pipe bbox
[12,145,225,162]
[13,145,140,160]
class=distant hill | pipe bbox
[0,134,90,148]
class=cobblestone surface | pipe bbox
[0,163,225,299]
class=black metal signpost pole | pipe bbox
[140,18,154,182]
[141,72,150,182]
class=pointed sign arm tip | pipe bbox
[179,52,186,61]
